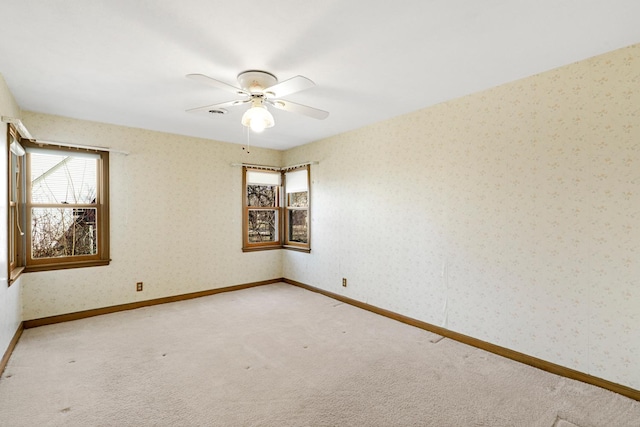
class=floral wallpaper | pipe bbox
[283,44,640,390]
[20,113,283,320]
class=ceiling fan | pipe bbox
[186,70,329,133]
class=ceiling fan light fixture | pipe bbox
[187,70,328,132]
[241,101,274,133]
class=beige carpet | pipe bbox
[0,283,638,426]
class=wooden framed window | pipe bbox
[242,165,311,252]
[243,167,281,251]
[284,166,310,252]
[7,125,25,284]
[23,141,110,271]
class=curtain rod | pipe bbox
[231,163,280,171]
[283,161,319,171]
[2,117,129,155]
[231,161,318,171]
[32,139,130,155]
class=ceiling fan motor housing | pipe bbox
[237,70,278,93]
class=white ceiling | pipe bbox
[1,1,639,150]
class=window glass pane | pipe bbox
[10,152,19,201]
[31,207,97,258]
[288,210,308,243]
[288,191,308,208]
[30,152,97,204]
[9,208,15,265]
[248,210,277,243]
[247,185,277,207]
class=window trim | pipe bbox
[242,165,311,253]
[283,165,310,252]
[22,140,110,272]
[242,167,282,251]
[7,124,25,285]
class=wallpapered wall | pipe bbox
[5,44,638,392]
[0,74,23,358]
[283,44,639,390]
[20,113,283,319]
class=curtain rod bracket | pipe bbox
[1,116,33,140]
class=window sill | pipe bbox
[8,266,25,286]
[283,245,311,253]
[24,259,111,273]
[242,245,282,253]
[242,245,310,253]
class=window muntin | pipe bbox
[24,142,110,270]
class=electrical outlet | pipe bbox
[342,278,347,287]
[136,282,143,292]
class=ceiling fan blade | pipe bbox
[263,75,316,98]
[186,98,250,113]
[186,74,248,96]
[267,99,329,120]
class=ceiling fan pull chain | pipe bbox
[243,125,251,154]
